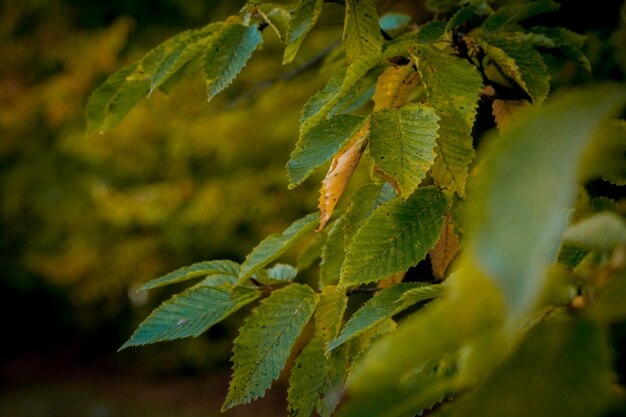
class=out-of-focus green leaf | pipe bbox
[563,212,626,251]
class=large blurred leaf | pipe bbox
[120,284,258,349]
[340,187,448,287]
[469,85,626,319]
[369,103,440,197]
[224,283,319,409]
[203,23,262,101]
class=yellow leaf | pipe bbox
[429,213,460,279]
[318,120,370,231]
[492,99,532,132]
[373,64,421,112]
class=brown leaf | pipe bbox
[492,99,532,132]
[318,120,370,231]
[376,271,406,289]
[373,64,420,112]
[429,213,460,279]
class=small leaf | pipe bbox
[328,282,444,351]
[142,259,240,290]
[255,263,298,286]
[120,284,258,349]
[288,114,369,188]
[86,62,149,136]
[203,23,263,101]
[283,0,325,64]
[379,13,412,33]
[478,35,550,105]
[372,64,421,111]
[340,187,449,287]
[482,0,560,32]
[238,212,320,285]
[369,102,440,197]
[416,45,482,196]
[343,0,384,63]
[429,213,460,279]
[562,212,626,251]
[223,283,319,410]
[318,120,371,231]
[491,99,532,132]
[320,217,347,287]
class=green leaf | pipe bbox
[287,339,329,417]
[416,21,446,43]
[370,103,440,197]
[255,263,298,286]
[283,0,325,64]
[469,85,626,319]
[518,29,590,72]
[478,35,550,105]
[438,320,612,417]
[562,212,626,251]
[445,6,480,33]
[141,259,240,290]
[203,23,263,101]
[120,284,258,350]
[482,0,560,33]
[287,114,369,188]
[320,217,347,287]
[297,231,328,270]
[340,187,448,287]
[149,22,223,94]
[238,212,320,285]
[344,182,396,247]
[301,57,378,134]
[315,285,349,343]
[86,62,149,136]
[416,45,482,196]
[328,282,444,351]
[223,283,319,410]
[343,0,384,63]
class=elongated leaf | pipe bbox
[328,282,444,351]
[203,23,262,101]
[302,57,378,134]
[316,345,349,417]
[283,0,325,64]
[492,99,532,132]
[86,63,149,135]
[148,22,223,94]
[224,283,319,410]
[320,217,347,287]
[288,114,369,188]
[238,212,320,284]
[482,0,559,32]
[416,45,482,196]
[142,259,240,290]
[318,120,370,231]
[288,339,329,417]
[343,0,384,63]
[315,285,349,343]
[438,320,612,417]
[344,182,396,247]
[370,103,440,197]
[372,64,421,111]
[121,285,258,349]
[429,213,460,279]
[478,36,550,105]
[562,212,626,251]
[516,30,590,72]
[340,187,448,287]
[469,85,626,319]
[297,231,328,270]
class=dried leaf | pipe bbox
[429,213,460,279]
[492,99,532,132]
[318,120,370,231]
[377,271,406,289]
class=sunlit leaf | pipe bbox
[224,283,319,410]
[372,64,421,111]
[343,0,384,63]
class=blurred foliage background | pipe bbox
[1,0,625,416]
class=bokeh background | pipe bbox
[1,0,625,416]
